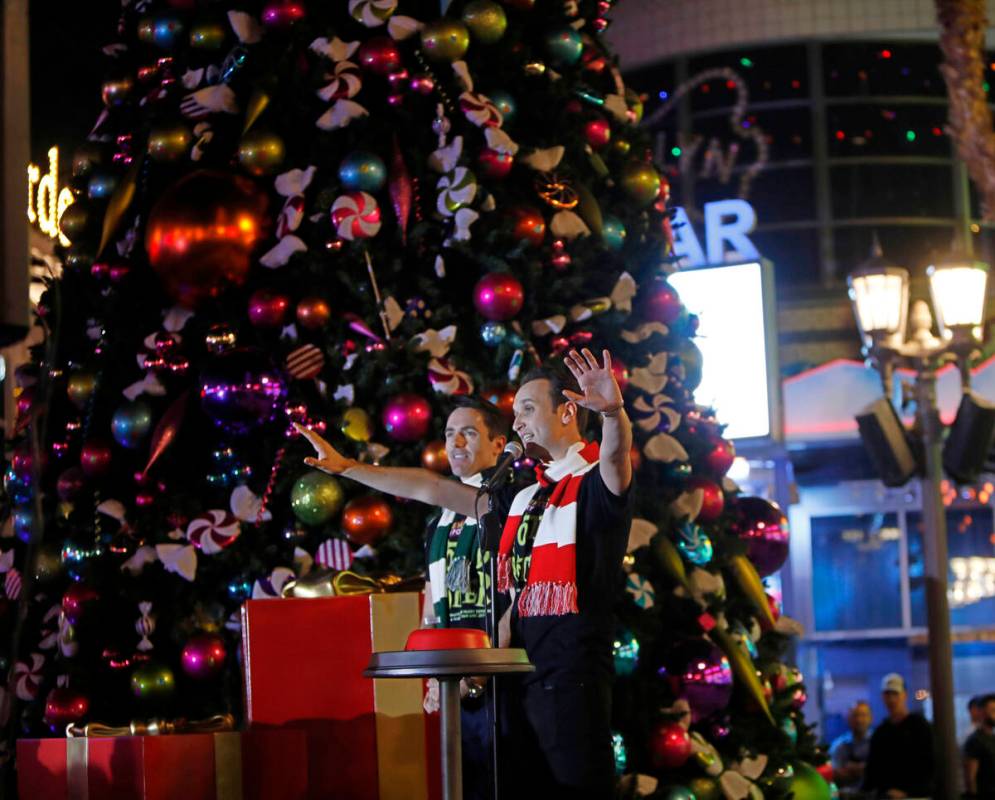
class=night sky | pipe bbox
[29,1,119,164]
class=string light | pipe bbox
[905,130,917,142]
[739,57,753,68]
[670,146,682,157]
[27,146,75,246]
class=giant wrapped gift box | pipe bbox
[241,592,438,800]
[17,728,307,799]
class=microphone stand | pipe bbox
[477,485,504,800]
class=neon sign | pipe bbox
[28,146,75,246]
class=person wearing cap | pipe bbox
[863,673,935,798]
[963,693,995,799]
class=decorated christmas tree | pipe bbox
[4,0,829,796]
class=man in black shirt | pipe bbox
[863,673,935,798]
[964,694,995,799]
[496,350,633,799]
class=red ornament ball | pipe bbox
[342,496,394,545]
[610,355,629,393]
[146,170,270,308]
[510,207,546,246]
[482,385,516,418]
[687,477,724,523]
[181,633,227,680]
[357,36,402,75]
[421,440,450,473]
[382,393,432,442]
[247,289,290,328]
[44,687,90,729]
[478,147,514,179]
[584,118,612,149]
[640,278,683,325]
[705,439,735,476]
[815,762,835,784]
[473,273,524,321]
[80,440,113,479]
[649,721,693,770]
[261,1,305,27]
[63,583,100,625]
[730,496,789,578]
[296,297,332,330]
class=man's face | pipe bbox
[882,690,905,715]
[444,407,505,478]
[512,379,572,456]
[984,700,995,728]
[850,703,872,735]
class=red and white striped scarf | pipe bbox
[496,441,600,617]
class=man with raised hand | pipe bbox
[497,348,633,799]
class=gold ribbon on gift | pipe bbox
[281,568,425,598]
[214,731,243,800]
[66,713,235,738]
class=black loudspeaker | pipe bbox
[945,391,995,483]
[856,397,919,487]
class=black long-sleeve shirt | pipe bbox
[863,712,935,797]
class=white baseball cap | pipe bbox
[881,673,906,693]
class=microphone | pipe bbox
[479,441,523,493]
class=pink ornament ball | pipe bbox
[381,394,432,442]
[473,273,524,321]
[181,633,227,680]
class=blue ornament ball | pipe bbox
[612,629,640,677]
[111,401,153,449]
[4,468,32,505]
[602,216,627,251]
[13,508,33,543]
[480,321,507,347]
[87,171,119,200]
[338,151,387,192]
[675,521,714,566]
[488,90,516,123]
[544,27,584,66]
[152,16,185,49]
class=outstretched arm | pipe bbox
[562,349,633,496]
[295,424,480,518]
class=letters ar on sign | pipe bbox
[670,198,760,268]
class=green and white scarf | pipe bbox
[427,472,483,628]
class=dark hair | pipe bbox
[519,363,590,433]
[449,396,509,440]
[969,696,984,711]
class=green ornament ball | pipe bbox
[420,19,470,62]
[59,202,91,242]
[612,629,640,676]
[662,788,697,800]
[673,339,703,391]
[462,0,507,44]
[620,161,661,207]
[291,472,345,526]
[601,216,627,251]
[544,26,583,66]
[778,762,832,800]
[488,90,516,123]
[130,662,176,701]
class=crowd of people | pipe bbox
[830,675,995,799]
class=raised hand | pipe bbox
[295,423,355,474]
[562,348,623,414]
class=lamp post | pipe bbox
[848,242,989,800]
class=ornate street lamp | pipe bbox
[848,240,990,800]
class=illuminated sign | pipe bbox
[668,260,773,440]
[28,146,74,246]
[670,199,760,268]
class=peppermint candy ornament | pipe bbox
[252,566,296,598]
[186,510,241,555]
[286,344,325,380]
[428,356,473,395]
[135,601,156,652]
[436,168,477,216]
[349,0,397,27]
[317,60,362,101]
[331,191,382,240]
[460,92,502,128]
[315,538,353,570]
[626,573,655,609]
[13,653,44,701]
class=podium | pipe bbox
[365,629,533,800]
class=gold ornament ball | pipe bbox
[58,202,89,243]
[462,1,507,44]
[148,123,193,162]
[620,161,661,207]
[611,138,632,157]
[189,20,228,49]
[420,19,471,62]
[625,88,644,125]
[341,407,373,442]
[237,130,286,176]
[205,324,238,354]
[421,440,450,473]
[67,371,98,410]
[687,777,722,800]
[290,472,345,526]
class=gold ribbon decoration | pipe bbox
[281,568,425,598]
[67,713,235,738]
